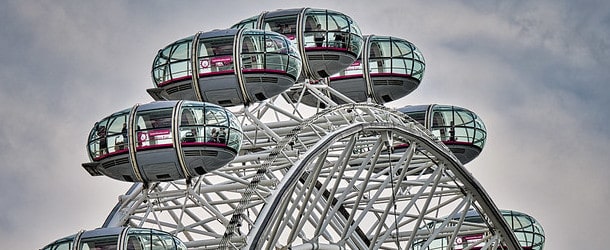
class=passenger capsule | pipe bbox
[82,101,242,183]
[398,104,486,164]
[41,227,187,250]
[413,209,545,250]
[149,28,302,106]
[329,35,425,104]
[232,8,363,80]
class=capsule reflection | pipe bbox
[82,101,242,183]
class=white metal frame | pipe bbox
[102,81,520,249]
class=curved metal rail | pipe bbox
[102,101,519,249]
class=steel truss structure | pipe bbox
[102,81,521,249]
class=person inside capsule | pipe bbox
[150,28,302,106]
[97,125,108,155]
[84,101,242,183]
[314,23,324,47]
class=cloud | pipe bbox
[0,0,608,249]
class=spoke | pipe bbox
[103,104,520,249]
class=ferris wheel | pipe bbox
[42,7,545,250]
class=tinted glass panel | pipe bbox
[136,108,173,148]
[80,236,118,250]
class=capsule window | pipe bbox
[373,41,392,73]
[264,35,288,53]
[197,36,234,74]
[390,58,409,75]
[170,42,190,62]
[227,111,239,129]
[152,46,172,84]
[303,14,325,48]
[361,37,425,81]
[154,47,170,67]
[327,14,350,49]
[431,111,450,141]
[231,16,258,29]
[80,235,118,250]
[391,41,414,75]
[41,237,73,250]
[135,108,173,149]
[87,111,129,159]
[204,107,229,126]
[126,228,179,250]
[266,37,290,71]
[265,16,297,38]
[429,107,487,146]
[241,34,267,70]
[412,60,425,80]
[226,127,243,151]
[179,106,205,143]
[169,40,192,79]
[177,103,242,150]
[89,122,107,159]
[107,114,128,152]
[406,111,426,125]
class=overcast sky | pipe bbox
[0,1,608,249]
